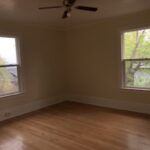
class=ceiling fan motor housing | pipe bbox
[63,0,76,7]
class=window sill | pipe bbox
[120,87,150,92]
[0,91,24,99]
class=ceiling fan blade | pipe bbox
[39,6,63,10]
[75,6,98,11]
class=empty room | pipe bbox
[0,0,149,149]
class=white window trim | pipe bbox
[0,35,24,98]
[120,27,150,92]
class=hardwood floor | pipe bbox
[0,102,150,150]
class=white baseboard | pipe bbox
[0,96,64,122]
[65,95,150,115]
[1,95,149,122]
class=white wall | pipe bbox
[0,22,65,120]
[1,9,150,120]
[64,9,150,114]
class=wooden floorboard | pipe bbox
[0,101,150,150]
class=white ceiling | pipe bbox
[0,0,150,28]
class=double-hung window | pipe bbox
[0,36,21,96]
[121,28,150,90]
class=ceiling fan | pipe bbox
[39,0,98,19]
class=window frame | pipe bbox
[121,27,150,91]
[0,35,23,98]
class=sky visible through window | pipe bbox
[0,37,17,64]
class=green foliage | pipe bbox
[134,69,150,88]
[0,56,18,94]
[124,29,150,59]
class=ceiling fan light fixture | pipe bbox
[39,0,98,19]
[67,12,71,17]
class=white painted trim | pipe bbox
[1,95,149,122]
[65,95,150,115]
[0,96,64,122]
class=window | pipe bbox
[0,36,21,96]
[121,28,150,90]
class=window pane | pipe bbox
[0,66,19,95]
[125,60,150,88]
[124,29,150,59]
[0,37,17,65]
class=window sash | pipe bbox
[122,59,150,89]
[0,64,19,67]
[122,58,150,61]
